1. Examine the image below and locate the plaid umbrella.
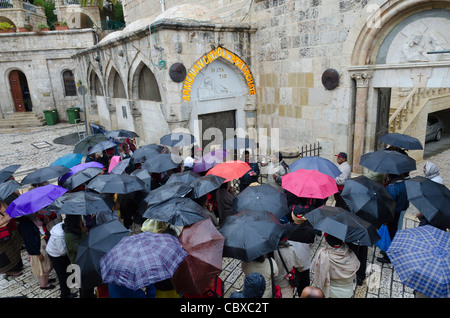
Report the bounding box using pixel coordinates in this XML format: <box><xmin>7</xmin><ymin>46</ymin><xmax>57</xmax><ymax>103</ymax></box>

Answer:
<box><xmin>100</xmin><ymin>231</ymin><xmax>187</xmax><ymax>290</ymax></box>
<box><xmin>387</xmin><ymin>225</ymin><xmax>450</xmax><ymax>298</ymax></box>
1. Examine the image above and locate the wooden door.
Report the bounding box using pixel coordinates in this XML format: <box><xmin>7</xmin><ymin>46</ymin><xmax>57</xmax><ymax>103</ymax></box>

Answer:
<box><xmin>9</xmin><ymin>71</ymin><xmax>25</xmax><ymax>112</ymax></box>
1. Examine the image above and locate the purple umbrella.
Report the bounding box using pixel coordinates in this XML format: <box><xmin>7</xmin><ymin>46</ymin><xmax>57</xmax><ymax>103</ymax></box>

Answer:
<box><xmin>5</xmin><ymin>184</ymin><xmax>68</xmax><ymax>218</ymax></box>
<box><xmin>193</xmin><ymin>149</ymin><xmax>228</xmax><ymax>173</ymax></box>
<box><xmin>58</xmin><ymin>161</ymin><xmax>104</xmax><ymax>184</ymax></box>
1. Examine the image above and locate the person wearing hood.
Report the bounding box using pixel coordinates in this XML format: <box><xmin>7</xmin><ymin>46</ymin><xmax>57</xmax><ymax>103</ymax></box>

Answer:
<box><xmin>423</xmin><ymin>161</ymin><xmax>443</xmax><ymax>184</ymax></box>
<box><xmin>417</xmin><ymin>161</ymin><xmax>445</xmax><ymax>229</ymax></box>
<box><xmin>230</xmin><ymin>272</ymin><xmax>266</xmax><ymax>298</ymax></box>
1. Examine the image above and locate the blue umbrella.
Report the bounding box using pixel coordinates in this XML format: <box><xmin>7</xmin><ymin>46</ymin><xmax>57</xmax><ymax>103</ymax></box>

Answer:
<box><xmin>87</xmin><ymin>140</ymin><xmax>118</xmax><ymax>155</ymax></box>
<box><xmin>5</xmin><ymin>184</ymin><xmax>68</xmax><ymax>218</ymax></box>
<box><xmin>50</xmin><ymin>153</ymin><xmax>83</xmax><ymax>168</ymax></box>
<box><xmin>289</xmin><ymin>156</ymin><xmax>341</xmax><ymax>178</ymax></box>
<box><xmin>160</xmin><ymin>132</ymin><xmax>195</xmax><ymax>147</ymax></box>
<box><xmin>387</xmin><ymin>225</ymin><xmax>450</xmax><ymax>298</ymax></box>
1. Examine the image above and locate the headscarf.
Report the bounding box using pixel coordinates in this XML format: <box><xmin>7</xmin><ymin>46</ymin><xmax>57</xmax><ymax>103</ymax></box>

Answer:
<box><xmin>424</xmin><ymin>161</ymin><xmax>440</xmax><ymax>180</ymax></box>
<box><xmin>311</xmin><ymin>237</ymin><xmax>360</xmax><ymax>298</ymax></box>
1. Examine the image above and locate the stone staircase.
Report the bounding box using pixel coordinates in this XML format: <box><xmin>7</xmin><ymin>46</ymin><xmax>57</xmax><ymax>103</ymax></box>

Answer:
<box><xmin>389</xmin><ymin>87</ymin><xmax>450</xmax><ymax>133</ymax></box>
<box><xmin>0</xmin><ymin>111</ymin><xmax>46</xmax><ymax>129</ymax></box>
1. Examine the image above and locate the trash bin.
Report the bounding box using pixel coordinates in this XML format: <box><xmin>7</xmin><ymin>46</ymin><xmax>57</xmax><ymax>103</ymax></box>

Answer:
<box><xmin>66</xmin><ymin>107</ymin><xmax>80</xmax><ymax>124</ymax></box>
<box><xmin>43</xmin><ymin>109</ymin><xmax>58</xmax><ymax>125</ymax></box>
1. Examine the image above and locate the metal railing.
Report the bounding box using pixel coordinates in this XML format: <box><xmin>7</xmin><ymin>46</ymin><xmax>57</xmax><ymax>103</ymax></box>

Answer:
<box><xmin>0</xmin><ymin>0</ymin><xmax>13</xmax><ymax>9</ymax></box>
<box><xmin>22</xmin><ymin>1</ymin><xmax>38</xmax><ymax>13</ymax></box>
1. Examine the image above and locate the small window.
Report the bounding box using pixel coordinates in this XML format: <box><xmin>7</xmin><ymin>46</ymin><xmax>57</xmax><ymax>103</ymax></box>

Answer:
<box><xmin>63</xmin><ymin>70</ymin><xmax>77</xmax><ymax>96</ymax></box>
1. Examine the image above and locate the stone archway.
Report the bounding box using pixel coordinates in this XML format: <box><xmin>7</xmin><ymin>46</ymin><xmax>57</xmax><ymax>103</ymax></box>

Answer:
<box><xmin>185</xmin><ymin>50</ymin><xmax>254</xmax><ymax>154</ymax></box>
<box><xmin>349</xmin><ymin>0</ymin><xmax>450</xmax><ymax>172</ymax></box>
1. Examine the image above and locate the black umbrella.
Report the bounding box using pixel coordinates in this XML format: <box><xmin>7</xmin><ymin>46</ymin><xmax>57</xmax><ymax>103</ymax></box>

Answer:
<box><xmin>405</xmin><ymin>176</ymin><xmax>450</xmax><ymax>229</ymax></box>
<box><xmin>341</xmin><ymin>175</ymin><xmax>395</xmax><ymax>227</ymax></box>
<box><xmin>130</xmin><ymin>146</ymin><xmax>161</xmax><ymax>164</ymax></box>
<box><xmin>142</xmin><ymin>153</ymin><xmax>182</xmax><ymax>173</ymax></box>
<box><xmin>304</xmin><ymin>206</ymin><xmax>380</xmax><ymax>246</ymax></box>
<box><xmin>0</xmin><ymin>180</ymin><xmax>21</xmax><ymax>202</ymax></box>
<box><xmin>232</xmin><ymin>184</ymin><xmax>289</xmax><ymax>220</ymax></box>
<box><xmin>62</xmin><ymin>167</ymin><xmax>104</xmax><ymax>190</ymax></box>
<box><xmin>130</xmin><ymin>168</ymin><xmax>151</xmax><ymax>193</ymax></box>
<box><xmin>110</xmin><ymin>158</ymin><xmax>131</xmax><ymax>175</ymax></box>
<box><xmin>222</xmin><ymin>137</ymin><xmax>256</xmax><ymax>150</ymax></box>
<box><xmin>21</xmin><ymin>165</ymin><xmax>71</xmax><ymax>185</ymax></box>
<box><xmin>379</xmin><ymin>133</ymin><xmax>423</xmax><ymax>150</ymax></box>
<box><xmin>189</xmin><ymin>175</ymin><xmax>226</xmax><ymax>199</ymax></box>
<box><xmin>87</xmin><ymin>140</ymin><xmax>118</xmax><ymax>155</ymax></box>
<box><xmin>359</xmin><ymin>149</ymin><xmax>416</xmax><ymax>175</ymax></box>
<box><xmin>166</xmin><ymin>171</ymin><xmax>200</xmax><ymax>185</ymax></box>
<box><xmin>160</xmin><ymin>132</ymin><xmax>196</xmax><ymax>147</ymax></box>
<box><xmin>219</xmin><ymin>210</ymin><xmax>286</xmax><ymax>262</ymax></box>
<box><xmin>73</xmin><ymin>134</ymin><xmax>108</xmax><ymax>155</ymax></box>
<box><xmin>87</xmin><ymin>174</ymin><xmax>145</xmax><ymax>194</ymax></box>
<box><xmin>143</xmin><ymin>196</ymin><xmax>208</xmax><ymax>226</ymax></box>
<box><xmin>106</xmin><ymin>129</ymin><xmax>139</xmax><ymax>139</ymax></box>
<box><xmin>0</xmin><ymin>164</ymin><xmax>21</xmax><ymax>183</ymax></box>
<box><xmin>49</xmin><ymin>191</ymin><xmax>115</xmax><ymax>215</ymax></box>
<box><xmin>75</xmin><ymin>219</ymin><xmax>130</xmax><ymax>289</ymax></box>
<box><xmin>144</xmin><ymin>182</ymin><xmax>193</xmax><ymax>206</ymax></box>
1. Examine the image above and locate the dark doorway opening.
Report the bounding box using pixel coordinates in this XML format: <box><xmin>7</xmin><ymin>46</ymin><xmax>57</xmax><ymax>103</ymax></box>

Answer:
<box><xmin>198</xmin><ymin>110</ymin><xmax>236</xmax><ymax>154</ymax></box>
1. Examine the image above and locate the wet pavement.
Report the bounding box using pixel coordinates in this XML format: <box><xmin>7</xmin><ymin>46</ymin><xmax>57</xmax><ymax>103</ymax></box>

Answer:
<box><xmin>0</xmin><ymin>122</ymin><xmax>448</xmax><ymax>298</ymax></box>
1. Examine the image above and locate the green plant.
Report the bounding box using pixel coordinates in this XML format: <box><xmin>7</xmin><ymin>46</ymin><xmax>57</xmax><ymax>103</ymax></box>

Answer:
<box><xmin>0</xmin><ymin>22</ymin><xmax>14</xmax><ymax>31</ymax></box>
<box><xmin>24</xmin><ymin>24</ymin><xmax>33</xmax><ymax>31</ymax></box>
<box><xmin>34</xmin><ymin>0</ymin><xmax>57</xmax><ymax>27</ymax></box>
<box><xmin>60</xmin><ymin>21</ymin><xmax>67</xmax><ymax>26</ymax></box>
<box><xmin>37</xmin><ymin>22</ymin><xmax>49</xmax><ymax>30</ymax></box>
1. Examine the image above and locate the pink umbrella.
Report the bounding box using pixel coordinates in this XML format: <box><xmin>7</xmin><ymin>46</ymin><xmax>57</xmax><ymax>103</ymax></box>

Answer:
<box><xmin>281</xmin><ymin>169</ymin><xmax>338</xmax><ymax>199</ymax></box>
<box><xmin>108</xmin><ymin>156</ymin><xmax>121</xmax><ymax>173</ymax></box>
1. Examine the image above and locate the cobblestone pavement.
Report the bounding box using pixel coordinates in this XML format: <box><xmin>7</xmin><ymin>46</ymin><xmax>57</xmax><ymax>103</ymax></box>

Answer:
<box><xmin>0</xmin><ymin>123</ymin><xmax>448</xmax><ymax>298</ymax></box>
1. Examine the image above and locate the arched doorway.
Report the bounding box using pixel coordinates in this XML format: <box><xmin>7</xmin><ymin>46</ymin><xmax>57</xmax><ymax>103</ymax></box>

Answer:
<box><xmin>188</xmin><ymin>57</ymin><xmax>249</xmax><ymax>154</ymax></box>
<box><xmin>9</xmin><ymin>70</ymin><xmax>32</xmax><ymax>112</ymax></box>
<box><xmin>349</xmin><ymin>1</ymin><xmax>450</xmax><ymax>170</ymax></box>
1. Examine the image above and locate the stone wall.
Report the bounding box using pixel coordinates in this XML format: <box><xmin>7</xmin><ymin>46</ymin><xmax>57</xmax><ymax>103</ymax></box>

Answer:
<box><xmin>114</xmin><ymin>0</ymin><xmax>450</xmax><ymax>164</ymax></box>
<box><xmin>0</xmin><ymin>29</ymin><xmax>96</xmax><ymax>120</ymax></box>
<box><xmin>75</xmin><ymin>18</ymin><xmax>254</xmax><ymax>147</ymax></box>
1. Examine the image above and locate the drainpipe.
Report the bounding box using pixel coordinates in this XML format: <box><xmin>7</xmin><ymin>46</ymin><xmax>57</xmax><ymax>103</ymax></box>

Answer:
<box><xmin>160</xmin><ymin>0</ymin><xmax>165</xmax><ymax>12</ymax></box>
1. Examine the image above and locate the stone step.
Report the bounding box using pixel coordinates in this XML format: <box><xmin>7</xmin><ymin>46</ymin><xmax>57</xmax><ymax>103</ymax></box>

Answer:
<box><xmin>0</xmin><ymin>112</ymin><xmax>47</xmax><ymax>128</ymax></box>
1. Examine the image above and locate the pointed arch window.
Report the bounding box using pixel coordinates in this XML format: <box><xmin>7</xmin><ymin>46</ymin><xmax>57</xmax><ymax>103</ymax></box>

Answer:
<box><xmin>138</xmin><ymin>66</ymin><xmax>161</xmax><ymax>102</ymax></box>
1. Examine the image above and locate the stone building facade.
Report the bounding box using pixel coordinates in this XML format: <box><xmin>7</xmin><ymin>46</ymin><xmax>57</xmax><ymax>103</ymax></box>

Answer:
<box><xmin>0</xmin><ymin>29</ymin><xmax>96</xmax><ymax>121</ymax></box>
<box><xmin>2</xmin><ymin>0</ymin><xmax>449</xmax><ymax>171</ymax></box>
<box><xmin>74</xmin><ymin>0</ymin><xmax>450</xmax><ymax>170</ymax></box>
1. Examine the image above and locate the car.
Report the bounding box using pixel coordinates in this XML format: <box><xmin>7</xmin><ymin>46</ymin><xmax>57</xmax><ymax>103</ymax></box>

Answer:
<box><xmin>425</xmin><ymin>114</ymin><xmax>444</xmax><ymax>142</ymax></box>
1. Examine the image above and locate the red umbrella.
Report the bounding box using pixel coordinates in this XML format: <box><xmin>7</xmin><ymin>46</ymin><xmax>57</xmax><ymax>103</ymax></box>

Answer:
<box><xmin>172</xmin><ymin>218</ymin><xmax>225</xmax><ymax>295</ymax></box>
<box><xmin>206</xmin><ymin>160</ymin><xmax>250</xmax><ymax>183</ymax></box>
<box><xmin>281</xmin><ymin>169</ymin><xmax>338</xmax><ymax>199</ymax></box>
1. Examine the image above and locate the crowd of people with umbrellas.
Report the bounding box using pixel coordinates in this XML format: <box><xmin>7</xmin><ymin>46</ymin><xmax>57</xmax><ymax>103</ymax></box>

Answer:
<box><xmin>0</xmin><ymin>129</ymin><xmax>448</xmax><ymax>299</ymax></box>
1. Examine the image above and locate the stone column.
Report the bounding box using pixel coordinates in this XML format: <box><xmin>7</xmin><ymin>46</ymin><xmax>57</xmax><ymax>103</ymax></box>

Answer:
<box><xmin>351</xmin><ymin>72</ymin><xmax>373</xmax><ymax>174</ymax></box>
<box><xmin>106</xmin><ymin>97</ymin><xmax>118</xmax><ymax>130</ymax></box>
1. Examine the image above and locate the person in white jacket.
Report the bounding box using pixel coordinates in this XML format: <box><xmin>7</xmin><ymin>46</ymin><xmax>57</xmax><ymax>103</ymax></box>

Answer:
<box><xmin>46</xmin><ymin>221</ymin><xmax>77</xmax><ymax>298</ymax></box>
<box><xmin>334</xmin><ymin>152</ymin><xmax>351</xmax><ymax>209</ymax></box>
